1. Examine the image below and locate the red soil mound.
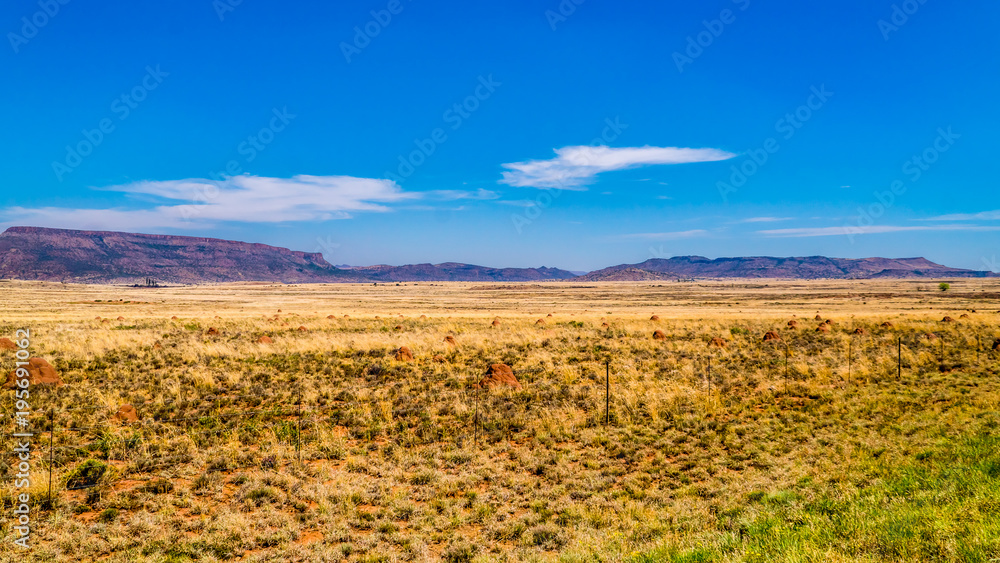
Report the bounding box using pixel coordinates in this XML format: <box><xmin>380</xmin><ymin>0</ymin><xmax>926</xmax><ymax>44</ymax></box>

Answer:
<box><xmin>327</xmin><ymin>315</ymin><xmax>336</xmax><ymax>319</ymax></box>
<box><xmin>601</xmin><ymin>322</ymin><xmax>610</xmax><ymax>328</ymax></box>
<box><xmin>206</xmin><ymin>327</ymin><xmax>219</xmax><ymax>336</ymax></box>
<box><xmin>116</xmin><ymin>316</ymin><xmax>125</xmax><ymax>321</ymax></box>
<box><xmin>432</xmin><ymin>354</ymin><xmax>446</xmax><ymax>363</ymax></box>
<box><xmin>444</xmin><ymin>335</ymin><xmax>457</xmax><ymax>346</ymax></box>
<box><xmin>112</xmin><ymin>404</ymin><xmax>139</xmax><ymax>423</ymax></box>
<box><xmin>709</xmin><ymin>337</ymin><xmax>727</xmax><ymax>348</ymax></box>
<box><xmin>653</xmin><ymin>330</ymin><xmax>667</xmax><ymax>340</ymax></box>
<box><xmin>394</xmin><ymin>325</ymin><xmax>404</xmax><ymax>331</ymax></box>
<box><xmin>816</xmin><ymin>324</ymin><xmax>830</xmax><ymax>333</ymax></box>
<box><xmin>993</xmin><ymin>339</ymin><xmax>1000</xmax><ymax>352</ymax></box>
<box><xmin>394</xmin><ymin>346</ymin><xmax>414</xmax><ymax>361</ymax></box>
<box><xmin>546</xmin><ymin>313</ymin><xmax>553</xmax><ymax>317</ymax></box>
<box><xmin>787</xmin><ymin>320</ymin><xmax>799</xmax><ymax>329</ymax></box>
<box><xmin>479</xmin><ymin>363</ymin><xmax>521</xmax><ymax>390</ymax></box>
<box><xmin>4</xmin><ymin>357</ymin><xmax>62</xmax><ymax>389</ymax></box>
<box><xmin>763</xmin><ymin>331</ymin><xmax>781</xmax><ymax>342</ymax></box>
<box><xmin>650</xmin><ymin>315</ymin><xmax>660</xmax><ymax>321</ymax></box>
<box><xmin>881</xmin><ymin>321</ymin><xmax>894</xmax><ymax>329</ymax></box>
<box><xmin>257</xmin><ymin>336</ymin><xmax>273</xmax><ymax>344</ymax></box>
<box><xmin>0</xmin><ymin>338</ymin><xmax>17</xmax><ymax>351</ymax></box>
<box><xmin>297</xmin><ymin>326</ymin><xmax>308</xmax><ymax>332</ymax></box>
<box><xmin>853</xmin><ymin>328</ymin><xmax>866</xmax><ymax>335</ymax></box>
<box><xmin>535</xmin><ymin>319</ymin><xmax>546</xmax><ymax>325</ymax></box>
<box><xmin>171</xmin><ymin>316</ymin><xmax>179</xmax><ymax>320</ymax></box>
<box><xmin>960</xmin><ymin>313</ymin><xmax>969</xmax><ymax>319</ymax></box>
<box><xmin>491</xmin><ymin>319</ymin><xmax>501</xmax><ymax>327</ymax></box>
<box><xmin>420</xmin><ymin>315</ymin><xmax>428</xmax><ymax>320</ymax></box>
<box><xmin>942</xmin><ymin>316</ymin><xmax>956</xmax><ymax>323</ymax></box>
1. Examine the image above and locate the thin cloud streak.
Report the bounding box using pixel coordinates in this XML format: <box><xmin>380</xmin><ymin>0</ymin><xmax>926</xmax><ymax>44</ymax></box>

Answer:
<box><xmin>500</xmin><ymin>145</ymin><xmax>736</xmax><ymax>190</ymax></box>
<box><xmin>923</xmin><ymin>210</ymin><xmax>1000</xmax><ymax>221</ymax></box>
<box><xmin>759</xmin><ymin>224</ymin><xmax>1000</xmax><ymax>238</ymax></box>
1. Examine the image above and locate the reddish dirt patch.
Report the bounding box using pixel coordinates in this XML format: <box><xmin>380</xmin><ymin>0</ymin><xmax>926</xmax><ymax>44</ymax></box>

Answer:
<box><xmin>444</xmin><ymin>335</ymin><xmax>457</xmax><ymax>346</ymax></box>
<box><xmin>394</xmin><ymin>325</ymin><xmax>403</xmax><ymax>331</ymax></box>
<box><xmin>4</xmin><ymin>357</ymin><xmax>62</xmax><ymax>389</ymax></box>
<box><xmin>0</xmin><ymin>338</ymin><xmax>17</xmax><ymax>351</ymax></box>
<box><xmin>116</xmin><ymin>316</ymin><xmax>125</xmax><ymax>321</ymax></box>
<box><xmin>787</xmin><ymin>320</ymin><xmax>798</xmax><ymax>329</ymax></box>
<box><xmin>297</xmin><ymin>326</ymin><xmax>308</xmax><ymax>332</ymax></box>
<box><xmin>113</xmin><ymin>404</ymin><xmax>139</xmax><ymax>423</ymax></box>
<box><xmin>960</xmin><ymin>313</ymin><xmax>970</xmax><ymax>319</ymax></box>
<box><xmin>925</xmin><ymin>332</ymin><xmax>939</xmax><ymax>340</ymax></box>
<box><xmin>394</xmin><ymin>346</ymin><xmax>414</xmax><ymax>361</ymax></box>
<box><xmin>257</xmin><ymin>336</ymin><xmax>273</xmax><ymax>344</ymax></box>
<box><xmin>653</xmin><ymin>330</ymin><xmax>667</xmax><ymax>340</ymax></box>
<box><xmin>601</xmin><ymin>322</ymin><xmax>610</xmax><ymax>328</ymax></box>
<box><xmin>479</xmin><ymin>364</ymin><xmax>521</xmax><ymax>390</ymax></box>
<box><xmin>327</xmin><ymin>315</ymin><xmax>336</xmax><ymax>319</ymax></box>
<box><xmin>942</xmin><ymin>316</ymin><xmax>956</xmax><ymax>323</ymax></box>
<box><xmin>650</xmin><ymin>315</ymin><xmax>660</xmax><ymax>321</ymax></box>
<box><xmin>709</xmin><ymin>337</ymin><xmax>727</xmax><ymax>348</ymax></box>
<box><xmin>420</xmin><ymin>315</ymin><xmax>428</xmax><ymax>320</ymax></box>
<box><xmin>535</xmin><ymin>319</ymin><xmax>546</xmax><ymax>325</ymax></box>
<box><xmin>763</xmin><ymin>331</ymin><xmax>782</xmax><ymax>342</ymax></box>
<box><xmin>153</xmin><ymin>342</ymin><xmax>162</xmax><ymax>350</ymax></box>
<box><xmin>853</xmin><ymin>328</ymin><xmax>866</xmax><ymax>335</ymax></box>
<box><xmin>170</xmin><ymin>316</ymin><xmax>179</xmax><ymax>320</ymax></box>
<box><xmin>206</xmin><ymin>327</ymin><xmax>219</xmax><ymax>336</ymax></box>
<box><xmin>432</xmin><ymin>354</ymin><xmax>446</xmax><ymax>363</ymax></box>
<box><xmin>814</xmin><ymin>315</ymin><xmax>823</xmax><ymax>321</ymax></box>
<box><xmin>546</xmin><ymin>313</ymin><xmax>553</xmax><ymax>317</ymax></box>
<box><xmin>491</xmin><ymin>319</ymin><xmax>501</xmax><ymax>327</ymax></box>
<box><xmin>881</xmin><ymin>321</ymin><xmax>894</xmax><ymax>329</ymax></box>
<box><xmin>816</xmin><ymin>324</ymin><xmax>830</xmax><ymax>333</ymax></box>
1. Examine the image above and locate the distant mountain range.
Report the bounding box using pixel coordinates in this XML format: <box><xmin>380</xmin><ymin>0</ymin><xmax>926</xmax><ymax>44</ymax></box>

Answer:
<box><xmin>0</xmin><ymin>227</ymin><xmax>993</xmax><ymax>284</ymax></box>
<box><xmin>577</xmin><ymin>256</ymin><xmax>995</xmax><ymax>281</ymax></box>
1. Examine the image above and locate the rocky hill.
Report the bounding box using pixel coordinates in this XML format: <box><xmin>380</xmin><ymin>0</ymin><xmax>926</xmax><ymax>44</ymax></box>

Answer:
<box><xmin>0</xmin><ymin>227</ymin><xmax>358</xmax><ymax>284</ymax></box>
<box><xmin>351</xmin><ymin>263</ymin><xmax>577</xmax><ymax>282</ymax></box>
<box><xmin>578</xmin><ymin>256</ymin><xmax>994</xmax><ymax>281</ymax></box>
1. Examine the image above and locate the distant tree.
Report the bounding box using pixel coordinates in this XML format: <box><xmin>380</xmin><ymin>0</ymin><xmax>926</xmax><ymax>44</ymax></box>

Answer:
<box><xmin>939</xmin><ymin>282</ymin><xmax>950</xmax><ymax>292</ymax></box>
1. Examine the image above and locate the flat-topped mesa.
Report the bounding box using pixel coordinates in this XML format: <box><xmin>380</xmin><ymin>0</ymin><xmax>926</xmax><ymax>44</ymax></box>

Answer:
<box><xmin>0</xmin><ymin>226</ymin><xmax>348</xmax><ymax>284</ymax></box>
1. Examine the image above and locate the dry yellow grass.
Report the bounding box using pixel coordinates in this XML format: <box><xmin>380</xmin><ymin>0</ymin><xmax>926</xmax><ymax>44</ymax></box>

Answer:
<box><xmin>0</xmin><ymin>278</ymin><xmax>997</xmax><ymax>562</ymax></box>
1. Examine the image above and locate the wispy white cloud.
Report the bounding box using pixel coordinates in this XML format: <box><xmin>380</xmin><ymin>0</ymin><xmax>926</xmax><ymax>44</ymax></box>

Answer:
<box><xmin>923</xmin><ymin>209</ymin><xmax>1000</xmax><ymax>221</ymax></box>
<box><xmin>759</xmin><ymin>224</ymin><xmax>1000</xmax><ymax>238</ymax></box>
<box><xmin>500</xmin><ymin>145</ymin><xmax>735</xmax><ymax>190</ymax></box>
<box><xmin>2</xmin><ymin>175</ymin><xmax>488</xmax><ymax>231</ymax></box>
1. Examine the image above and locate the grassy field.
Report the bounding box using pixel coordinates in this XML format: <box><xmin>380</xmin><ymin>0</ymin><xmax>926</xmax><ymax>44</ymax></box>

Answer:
<box><xmin>1</xmin><ymin>278</ymin><xmax>999</xmax><ymax>562</ymax></box>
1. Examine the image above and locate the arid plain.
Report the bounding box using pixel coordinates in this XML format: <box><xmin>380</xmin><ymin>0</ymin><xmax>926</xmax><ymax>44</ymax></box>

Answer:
<box><xmin>1</xmin><ymin>278</ymin><xmax>999</xmax><ymax>562</ymax></box>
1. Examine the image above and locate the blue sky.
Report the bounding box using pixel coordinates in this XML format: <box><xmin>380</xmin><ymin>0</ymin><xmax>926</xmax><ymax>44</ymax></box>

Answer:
<box><xmin>2</xmin><ymin>0</ymin><xmax>998</xmax><ymax>272</ymax></box>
